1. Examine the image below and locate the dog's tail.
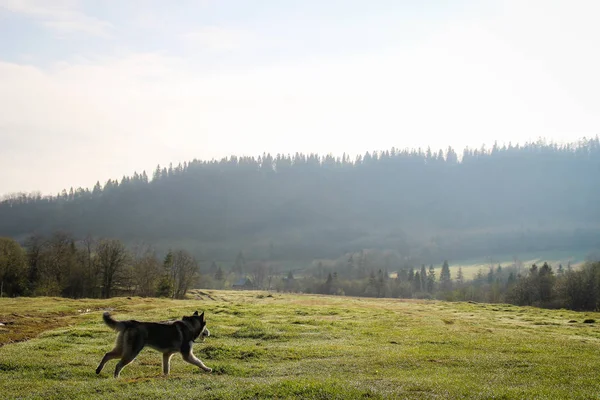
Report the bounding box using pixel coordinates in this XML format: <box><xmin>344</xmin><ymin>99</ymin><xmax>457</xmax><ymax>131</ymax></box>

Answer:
<box><xmin>102</xmin><ymin>312</ymin><xmax>125</xmax><ymax>331</ymax></box>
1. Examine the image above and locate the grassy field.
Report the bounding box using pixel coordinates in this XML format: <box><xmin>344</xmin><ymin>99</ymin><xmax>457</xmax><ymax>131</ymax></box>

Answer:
<box><xmin>2</xmin><ymin>291</ymin><xmax>600</xmax><ymax>399</ymax></box>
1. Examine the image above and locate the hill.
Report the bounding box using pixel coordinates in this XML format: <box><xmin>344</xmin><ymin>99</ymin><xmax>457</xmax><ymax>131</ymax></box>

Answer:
<box><xmin>1</xmin><ymin>138</ymin><xmax>600</xmax><ymax>264</ymax></box>
<box><xmin>2</xmin><ymin>291</ymin><xmax>600</xmax><ymax>399</ymax></box>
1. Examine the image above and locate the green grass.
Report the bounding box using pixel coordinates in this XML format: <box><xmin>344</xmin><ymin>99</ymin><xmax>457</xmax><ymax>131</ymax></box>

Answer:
<box><xmin>2</xmin><ymin>291</ymin><xmax>600</xmax><ymax>399</ymax></box>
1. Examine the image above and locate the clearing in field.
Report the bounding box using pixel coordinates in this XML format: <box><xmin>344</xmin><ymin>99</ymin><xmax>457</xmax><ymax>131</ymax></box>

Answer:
<box><xmin>434</xmin><ymin>249</ymin><xmax>588</xmax><ymax>280</ymax></box>
<box><xmin>1</xmin><ymin>291</ymin><xmax>600</xmax><ymax>399</ymax></box>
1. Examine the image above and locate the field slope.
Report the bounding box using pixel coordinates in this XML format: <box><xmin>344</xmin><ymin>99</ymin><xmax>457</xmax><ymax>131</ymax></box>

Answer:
<box><xmin>1</xmin><ymin>291</ymin><xmax>600</xmax><ymax>399</ymax></box>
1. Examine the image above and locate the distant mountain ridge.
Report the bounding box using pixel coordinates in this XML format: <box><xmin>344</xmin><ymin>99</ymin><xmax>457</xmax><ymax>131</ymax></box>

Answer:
<box><xmin>1</xmin><ymin>138</ymin><xmax>599</xmax><ymax>263</ymax></box>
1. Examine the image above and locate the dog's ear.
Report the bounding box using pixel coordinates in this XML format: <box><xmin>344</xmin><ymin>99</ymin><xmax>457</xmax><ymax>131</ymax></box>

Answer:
<box><xmin>200</xmin><ymin>311</ymin><xmax>205</xmax><ymax>321</ymax></box>
<box><xmin>193</xmin><ymin>310</ymin><xmax>199</xmax><ymax>316</ymax></box>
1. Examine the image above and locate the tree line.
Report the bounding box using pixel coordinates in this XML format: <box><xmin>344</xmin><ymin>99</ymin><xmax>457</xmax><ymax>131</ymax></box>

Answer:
<box><xmin>0</xmin><ymin>234</ymin><xmax>199</xmax><ymax>299</ymax></box>
<box><xmin>3</xmin><ymin>232</ymin><xmax>600</xmax><ymax>311</ymax></box>
<box><xmin>1</xmin><ymin>137</ymin><xmax>599</xmax><ymax>264</ymax></box>
<box><xmin>255</xmin><ymin>253</ymin><xmax>600</xmax><ymax>312</ymax></box>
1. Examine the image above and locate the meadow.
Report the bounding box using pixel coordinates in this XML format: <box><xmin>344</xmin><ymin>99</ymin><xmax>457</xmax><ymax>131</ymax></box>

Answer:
<box><xmin>1</xmin><ymin>290</ymin><xmax>600</xmax><ymax>399</ymax></box>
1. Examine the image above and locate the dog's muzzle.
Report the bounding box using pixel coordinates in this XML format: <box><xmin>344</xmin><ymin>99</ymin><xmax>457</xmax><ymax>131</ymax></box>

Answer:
<box><xmin>201</xmin><ymin>328</ymin><xmax>210</xmax><ymax>341</ymax></box>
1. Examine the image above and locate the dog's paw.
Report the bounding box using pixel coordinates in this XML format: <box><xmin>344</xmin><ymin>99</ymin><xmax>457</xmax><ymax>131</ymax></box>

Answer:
<box><xmin>205</xmin><ymin>368</ymin><xmax>212</xmax><ymax>373</ymax></box>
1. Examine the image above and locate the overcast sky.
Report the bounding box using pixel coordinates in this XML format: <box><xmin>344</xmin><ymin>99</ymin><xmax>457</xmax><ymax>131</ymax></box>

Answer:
<box><xmin>1</xmin><ymin>0</ymin><xmax>599</xmax><ymax>195</ymax></box>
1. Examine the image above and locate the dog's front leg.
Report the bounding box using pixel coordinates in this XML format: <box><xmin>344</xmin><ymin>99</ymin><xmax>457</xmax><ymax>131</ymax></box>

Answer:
<box><xmin>162</xmin><ymin>353</ymin><xmax>174</xmax><ymax>375</ymax></box>
<box><xmin>181</xmin><ymin>351</ymin><xmax>212</xmax><ymax>373</ymax></box>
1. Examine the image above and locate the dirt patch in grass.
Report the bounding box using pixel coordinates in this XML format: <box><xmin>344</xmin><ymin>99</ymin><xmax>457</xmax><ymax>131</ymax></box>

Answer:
<box><xmin>0</xmin><ymin>311</ymin><xmax>83</xmax><ymax>346</ymax></box>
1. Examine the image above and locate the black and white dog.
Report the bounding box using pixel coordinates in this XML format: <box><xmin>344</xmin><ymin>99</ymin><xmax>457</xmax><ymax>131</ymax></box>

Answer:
<box><xmin>96</xmin><ymin>311</ymin><xmax>211</xmax><ymax>378</ymax></box>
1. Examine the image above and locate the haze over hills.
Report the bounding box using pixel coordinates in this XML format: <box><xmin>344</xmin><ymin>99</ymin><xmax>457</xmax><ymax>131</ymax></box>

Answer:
<box><xmin>1</xmin><ymin>138</ymin><xmax>599</xmax><ymax>265</ymax></box>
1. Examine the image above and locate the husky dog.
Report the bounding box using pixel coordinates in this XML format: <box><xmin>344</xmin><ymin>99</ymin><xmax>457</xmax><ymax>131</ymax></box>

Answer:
<box><xmin>96</xmin><ymin>311</ymin><xmax>211</xmax><ymax>378</ymax></box>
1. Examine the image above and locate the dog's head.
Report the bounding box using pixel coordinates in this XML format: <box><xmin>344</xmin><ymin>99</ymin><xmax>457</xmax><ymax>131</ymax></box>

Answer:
<box><xmin>183</xmin><ymin>310</ymin><xmax>210</xmax><ymax>342</ymax></box>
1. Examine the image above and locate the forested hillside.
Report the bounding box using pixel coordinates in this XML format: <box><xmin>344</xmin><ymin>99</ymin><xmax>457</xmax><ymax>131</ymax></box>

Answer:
<box><xmin>1</xmin><ymin>138</ymin><xmax>600</xmax><ymax>263</ymax></box>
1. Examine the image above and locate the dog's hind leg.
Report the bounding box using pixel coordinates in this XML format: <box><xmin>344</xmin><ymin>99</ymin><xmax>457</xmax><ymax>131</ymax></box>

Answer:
<box><xmin>162</xmin><ymin>353</ymin><xmax>174</xmax><ymax>375</ymax></box>
<box><xmin>114</xmin><ymin>355</ymin><xmax>136</xmax><ymax>378</ymax></box>
<box><xmin>96</xmin><ymin>349</ymin><xmax>122</xmax><ymax>374</ymax></box>
<box><xmin>181</xmin><ymin>348</ymin><xmax>212</xmax><ymax>373</ymax></box>
<box><xmin>96</xmin><ymin>333</ymin><xmax>123</xmax><ymax>375</ymax></box>
<box><xmin>114</xmin><ymin>332</ymin><xmax>144</xmax><ymax>378</ymax></box>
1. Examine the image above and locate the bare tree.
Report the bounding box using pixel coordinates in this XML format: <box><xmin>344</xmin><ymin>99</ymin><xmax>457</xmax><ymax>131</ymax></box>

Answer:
<box><xmin>0</xmin><ymin>237</ymin><xmax>28</xmax><ymax>297</ymax></box>
<box><xmin>97</xmin><ymin>239</ymin><xmax>129</xmax><ymax>298</ymax></box>
<box><xmin>267</xmin><ymin>262</ymin><xmax>280</xmax><ymax>291</ymax></box>
<box><xmin>131</xmin><ymin>243</ymin><xmax>161</xmax><ymax>297</ymax></box>
<box><xmin>39</xmin><ymin>231</ymin><xmax>77</xmax><ymax>296</ymax></box>
<box><xmin>249</xmin><ymin>261</ymin><xmax>268</xmax><ymax>289</ymax></box>
<box><xmin>165</xmin><ymin>250</ymin><xmax>199</xmax><ymax>299</ymax></box>
<box><xmin>24</xmin><ymin>233</ymin><xmax>45</xmax><ymax>292</ymax></box>
<box><xmin>80</xmin><ymin>235</ymin><xmax>101</xmax><ymax>298</ymax></box>
<box><xmin>24</xmin><ymin>232</ymin><xmax>95</xmax><ymax>298</ymax></box>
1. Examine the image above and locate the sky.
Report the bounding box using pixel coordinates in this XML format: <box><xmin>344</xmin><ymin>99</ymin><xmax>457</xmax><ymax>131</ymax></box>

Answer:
<box><xmin>1</xmin><ymin>0</ymin><xmax>599</xmax><ymax>195</ymax></box>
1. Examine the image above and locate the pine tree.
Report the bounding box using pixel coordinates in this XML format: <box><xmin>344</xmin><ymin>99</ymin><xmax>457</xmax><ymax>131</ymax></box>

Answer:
<box><xmin>316</xmin><ymin>261</ymin><xmax>324</xmax><ymax>279</ymax></box>
<box><xmin>474</xmin><ymin>269</ymin><xmax>484</xmax><ymax>286</ymax></box>
<box><xmin>156</xmin><ymin>274</ymin><xmax>173</xmax><ymax>297</ymax></box>
<box><xmin>357</xmin><ymin>251</ymin><xmax>366</xmax><ymax>279</ymax></box>
<box><xmin>427</xmin><ymin>265</ymin><xmax>436</xmax><ymax>293</ymax></box>
<box><xmin>507</xmin><ymin>272</ymin><xmax>516</xmax><ymax>287</ymax></box>
<box><xmin>367</xmin><ymin>270</ymin><xmax>377</xmax><ymax>297</ymax></box>
<box><xmin>215</xmin><ymin>266</ymin><xmax>224</xmax><ymax>281</ymax></box>
<box><xmin>446</xmin><ymin>146</ymin><xmax>458</xmax><ymax>164</ymax></box>
<box><xmin>324</xmin><ymin>273</ymin><xmax>333</xmax><ymax>294</ymax></box>
<box><xmin>487</xmin><ymin>266</ymin><xmax>495</xmax><ymax>284</ymax></box>
<box><xmin>413</xmin><ymin>271</ymin><xmax>421</xmax><ymax>292</ymax></box>
<box><xmin>539</xmin><ymin>262</ymin><xmax>554</xmax><ymax>303</ymax></box>
<box><xmin>156</xmin><ymin>250</ymin><xmax>174</xmax><ymax>297</ymax></box>
<box><xmin>152</xmin><ymin>165</ymin><xmax>161</xmax><ymax>181</ymax></box>
<box><xmin>347</xmin><ymin>254</ymin><xmax>355</xmax><ymax>277</ymax></box>
<box><xmin>456</xmin><ymin>267</ymin><xmax>464</xmax><ymax>285</ymax></box>
<box><xmin>233</xmin><ymin>251</ymin><xmax>245</xmax><ymax>275</ymax></box>
<box><xmin>440</xmin><ymin>260</ymin><xmax>452</xmax><ymax>291</ymax></box>
<box><xmin>92</xmin><ymin>181</ymin><xmax>102</xmax><ymax>196</ymax></box>
<box><xmin>209</xmin><ymin>261</ymin><xmax>218</xmax><ymax>275</ymax></box>
<box><xmin>377</xmin><ymin>269</ymin><xmax>385</xmax><ymax>297</ymax></box>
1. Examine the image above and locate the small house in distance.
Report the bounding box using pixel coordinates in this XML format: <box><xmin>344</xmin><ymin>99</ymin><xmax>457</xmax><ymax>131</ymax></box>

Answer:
<box><xmin>232</xmin><ymin>277</ymin><xmax>254</xmax><ymax>290</ymax></box>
